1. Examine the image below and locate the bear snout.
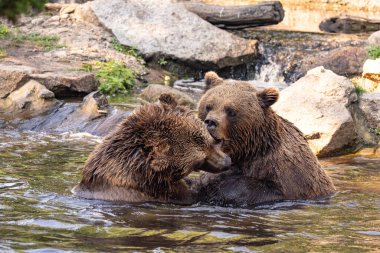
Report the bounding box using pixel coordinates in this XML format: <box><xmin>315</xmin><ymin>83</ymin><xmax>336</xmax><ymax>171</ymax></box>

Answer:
<box><xmin>205</xmin><ymin>117</ymin><xmax>218</xmax><ymax>130</ymax></box>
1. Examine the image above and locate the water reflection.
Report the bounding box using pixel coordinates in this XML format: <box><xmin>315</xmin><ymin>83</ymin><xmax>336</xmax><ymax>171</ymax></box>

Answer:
<box><xmin>0</xmin><ymin>130</ymin><xmax>379</xmax><ymax>252</ymax></box>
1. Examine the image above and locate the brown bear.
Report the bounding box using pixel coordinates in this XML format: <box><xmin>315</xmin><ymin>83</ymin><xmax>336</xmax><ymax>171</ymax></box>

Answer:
<box><xmin>196</xmin><ymin>72</ymin><xmax>336</xmax><ymax>206</ymax></box>
<box><xmin>72</xmin><ymin>94</ymin><xmax>231</xmax><ymax>204</ymax></box>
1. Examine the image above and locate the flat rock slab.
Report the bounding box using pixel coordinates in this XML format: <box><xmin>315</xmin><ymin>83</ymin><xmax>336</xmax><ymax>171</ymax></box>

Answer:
<box><xmin>273</xmin><ymin>66</ymin><xmax>359</xmax><ymax>157</ymax></box>
<box><xmin>90</xmin><ymin>0</ymin><xmax>257</xmax><ymax>69</ymax></box>
<box><xmin>0</xmin><ymin>62</ymin><xmax>98</xmax><ymax>98</ymax></box>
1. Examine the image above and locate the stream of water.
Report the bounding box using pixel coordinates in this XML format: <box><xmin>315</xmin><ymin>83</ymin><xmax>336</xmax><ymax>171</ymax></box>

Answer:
<box><xmin>0</xmin><ymin>130</ymin><xmax>379</xmax><ymax>252</ymax></box>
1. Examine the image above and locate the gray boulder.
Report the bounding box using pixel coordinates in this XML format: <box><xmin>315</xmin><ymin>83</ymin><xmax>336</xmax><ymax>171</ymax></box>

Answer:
<box><xmin>90</xmin><ymin>0</ymin><xmax>257</xmax><ymax>69</ymax></box>
<box><xmin>273</xmin><ymin>66</ymin><xmax>359</xmax><ymax>157</ymax></box>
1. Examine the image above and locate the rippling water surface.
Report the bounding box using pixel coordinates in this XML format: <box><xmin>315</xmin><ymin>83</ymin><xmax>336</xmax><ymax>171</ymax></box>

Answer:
<box><xmin>0</xmin><ymin>130</ymin><xmax>379</xmax><ymax>252</ymax></box>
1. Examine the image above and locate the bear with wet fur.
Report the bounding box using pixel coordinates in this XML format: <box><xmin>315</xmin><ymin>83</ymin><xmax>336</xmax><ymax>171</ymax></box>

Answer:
<box><xmin>73</xmin><ymin>94</ymin><xmax>231</xmax><ymax>204</ymax></box>
<box><xmin>196</xmin><ymin>72</ymin><xmax>336</xmax><ymax>206</ymax></box>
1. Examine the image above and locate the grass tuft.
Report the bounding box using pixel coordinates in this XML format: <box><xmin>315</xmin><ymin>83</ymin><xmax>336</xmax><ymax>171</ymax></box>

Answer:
<box><xmin>111</xmin><ymin>38</ymin><xmax>144</xmax><ymax>63</ymax></box>
<box><xmin>13</xmin><ymin>32</ymin><xmax>64</xmax><ymax>50</ymax></box>
<box><xmin>354</xmin><ymin>85</ymin><xmax>365</xmax><ymax>95</ymax></box>
<box><xmin>0</xmin><ymin>24</ymin><xmax>10</xmax><ymax>39</ymax></box>
<box><xmin>368</xmin><ymin>46</ymin><xmax>380</xmax><ymax>60</ymax></box>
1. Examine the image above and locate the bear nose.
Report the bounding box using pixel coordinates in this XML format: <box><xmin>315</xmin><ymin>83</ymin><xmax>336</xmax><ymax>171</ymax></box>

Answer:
<box><xmin>205</xmin><ymin>118</ymin><xmax>218</xmax><ymax>129</ymax></box>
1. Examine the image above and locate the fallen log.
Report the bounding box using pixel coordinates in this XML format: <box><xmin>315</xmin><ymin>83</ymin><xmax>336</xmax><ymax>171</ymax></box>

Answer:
<box><xmin>319</xmin><ymin>15</ymin><xmax>380</xmax><ymax>34</ymax></box>
<box><xmin>182</xmin><ymin>1</ymin><xmax>284</xmax><ymax>29</ymax></box>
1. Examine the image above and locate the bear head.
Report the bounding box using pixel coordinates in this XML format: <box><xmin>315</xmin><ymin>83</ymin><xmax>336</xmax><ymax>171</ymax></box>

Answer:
<box><xmin>198</xmin><ymin>71</ymin><xmax>280</xmax><ymax>162</ymax></box>
<box><xmin>144</xmin><ymin>93</ymin><xmax>231</xmax><ymax>179</ymax></box>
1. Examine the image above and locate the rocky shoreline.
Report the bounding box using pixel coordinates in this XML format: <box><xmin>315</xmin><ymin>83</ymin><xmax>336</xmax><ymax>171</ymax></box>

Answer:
<box><xmin>0</xmin><ymin>1</ymin><xmax>379</xmax><ymax>158</ymax></box>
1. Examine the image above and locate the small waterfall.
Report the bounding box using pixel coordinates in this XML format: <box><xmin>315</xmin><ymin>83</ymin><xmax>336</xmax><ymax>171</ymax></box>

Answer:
<box><xmin>246</xmin><ymin>43</ymin><xmax>291</xmax><ymax>90</ymax></box>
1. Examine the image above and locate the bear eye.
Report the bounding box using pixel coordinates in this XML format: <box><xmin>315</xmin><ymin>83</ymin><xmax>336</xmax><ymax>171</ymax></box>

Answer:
<box><xmin>205</xmin><ymin>104</ymin><xmax>212</xmax><ymax>113</ymax></box>
<box><xmin>225</xmin><ymin>107</ymin><xmax>236</xmax><ymax>118</ymax></box>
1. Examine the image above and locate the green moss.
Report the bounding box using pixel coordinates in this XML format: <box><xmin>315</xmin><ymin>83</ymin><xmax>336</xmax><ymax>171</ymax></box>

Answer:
<box><xmin>0</xmin><ymin>24</ymin><xmax>10</xmax><ymax>39</ymax></box>
<box><xmin>368</xmin><ymin>46</ymin><xmax>380</xmax><ymax>60</ymax></box>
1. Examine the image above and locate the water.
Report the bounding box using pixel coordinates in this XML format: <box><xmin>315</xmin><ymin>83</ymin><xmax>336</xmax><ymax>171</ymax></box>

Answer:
<box><xmin>0</xmin><ymin>130</ymin><xmax>379</xmax><ymax>252</ymax></box>
<box><xmin>233</xmin><ymin>29</ymin><xmax>369</xmax><ymax>84</ymax></box>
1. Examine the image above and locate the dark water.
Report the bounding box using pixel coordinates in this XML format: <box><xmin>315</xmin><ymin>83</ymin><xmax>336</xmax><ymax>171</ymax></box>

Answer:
<box><xmin>0</xmin><ymin>130</ymin><xmax>379</xmax><ymax>252</ymax></box>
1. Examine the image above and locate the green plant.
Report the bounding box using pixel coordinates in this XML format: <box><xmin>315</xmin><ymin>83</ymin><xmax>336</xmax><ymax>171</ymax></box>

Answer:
<box><xmin>111</xmin><ymin>38</ymin><xmax>144</xmax><ymax>63</ymax></box>
<box><xmin>0</xmin><ymin>0</ymin><xmax>47</xmax><ymax>21</ymax></box>
<box><xmin>354</xmin><ymin>85</ymin><xmax>365</xmax><ymax>95</ymax></box>
<box><xmin>15</xmin><ymin>32</ymin><xmax>63</xmax><ymax>50</ymax></box>
<box><xmin>0</xmin><ymin>24</ymin><xmax>9</xmax><ymax>39</ymax></box>
<box><xmin>368</xmin><ymin>46</ymin><xmax>380</xmax><ymax>60</ymax></box>
<box><xmin>158</xmin><ymin>57</ymin><xmax>168</xmax><ymax>66</ymax></box>
<box><xmin>94</xmin><ymin>61</ymin><xmax>136</xmax><ymax>95</ymax></box>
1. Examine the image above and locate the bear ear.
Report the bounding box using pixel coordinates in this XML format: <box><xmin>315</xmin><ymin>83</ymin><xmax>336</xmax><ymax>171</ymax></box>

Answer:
<box><xmin>257</xmin><ymin>87</ymin><xmax>279</xmax><ymax>107</ymax></box>
<box><xmin>159</xmin><ymin>93</ymin><xmax>178</xmax><ymax>108</ymax></box>
<box><xmin>150</xmin><ymin>142</ymin><xmax>171</xmax><ymax>172</ymax></box>
<box><xmin>204</xmin><ymin>71</ymin><xmax>223</xmax><ymax>91</ymax></box>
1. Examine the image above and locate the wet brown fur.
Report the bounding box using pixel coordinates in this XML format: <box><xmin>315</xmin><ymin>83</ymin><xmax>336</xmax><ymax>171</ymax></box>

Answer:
<box><xmin>196</xmin><ymin>72</ymin><xmax>336</xmax><ymax>206</ymax></box>
<box><xmin>73</xmin><ymin>94</ymin><xmax>230</xmax><ymax>204</ymax></box>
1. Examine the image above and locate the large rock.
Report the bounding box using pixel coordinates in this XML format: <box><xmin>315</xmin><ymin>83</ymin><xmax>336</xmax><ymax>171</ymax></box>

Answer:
<box><xmin>90</xmin><ymin>0</ymin><xmax>257</xmax><ymax>69</ymax></box>
<box><xmin>0</xmin><ymin>80</ymin><xmax>60</xmax><ymax>119</ymax></box>
<box><xmin>273</xmin><ymin>66</ymin><xmax>359</xmax><ymax>157</ymax></box>
<box><xmin>140</xmin><ymin>84</ymin><xmax>196</xmax><ymax>109</ymax></box>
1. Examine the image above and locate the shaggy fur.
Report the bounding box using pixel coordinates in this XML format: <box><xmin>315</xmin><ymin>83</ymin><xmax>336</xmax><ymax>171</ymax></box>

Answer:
<box><xmin>73</xmin><ymin>94</ymin><xmax>231</xmax><ymax>204</ymax></box>
<box><xmin>196</xmin><ymin>72</ymin><xmax>336</xmax><ymax>206</ymax></box>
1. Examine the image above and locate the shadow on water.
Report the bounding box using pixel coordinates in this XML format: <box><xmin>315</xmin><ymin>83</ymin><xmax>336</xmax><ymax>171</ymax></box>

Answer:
<box><xmin>0</xmin><ymin>130</ymin><xmax>379</xmax><ymax>252</ymax></box>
